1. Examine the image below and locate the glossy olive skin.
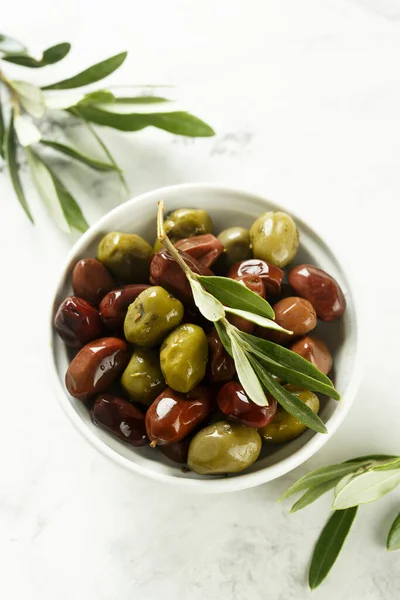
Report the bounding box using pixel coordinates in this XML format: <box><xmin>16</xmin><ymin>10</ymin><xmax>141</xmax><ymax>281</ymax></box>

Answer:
<box><xmin>217</xmin><ymin>382</ymin><xmax>277</xmax><ymax>428</ymax></box>
<box><xmin>288</xmin><ymin>264</ymin><xmax>346</xmax><ymax>322</ymax></box>
<box><xmin>291</xmin><ymin>335</ymin><xmax>333</xmax><ymax>375</ymax></box>
<box><xmin>66</xmin><ymin>337</ymin><xmax>129</xmax><ymax>400</ymax></box>
<box><xmin>121</xmin><ymin>348</ymin><xmax>165</xmax><ymax>406</ymax></box>
<box><xmin>124</xmin><ymin>286</ymin><xmax>184</xmax><ymax>347</ymax></box>
<box><xmin>54</xmin><ymin>296</ymin><xmax>103</xmax><ymax>347</ymax></box>
<box><xmin>160</xmin><ymin>437</ymin><xmax>191</xmax><ymax>464</ymax></box>
<box><xmin>250</xmin><ymin>211</ymin><xmax>299</xmax><ymax>268</ymax></box>
<box><xmin>164</xmin><ymin>208</ymin><xmax>213</xmax><ymax>241</ymax></box>
<box><xmin>207</xmin><ymin>327</ymin><xmax>235</xmax><ymax>384</ymax></box>
<box><xmin>72</xmin><ymin>258</ymin><xmax>116</xmax><ymax>306</ymax></box>
<box><xmin>217</xmin><ymin>227</ymin><xmax>252</xmax><ymax>268</ymax></box>
<box><xmin>160</xmin><ymin>324</ymin><xmax>208</xmax><ymax>393</ymax></box>
<box><xmin>145</xmin><ymin>386</ymin><xmax>213</xmax><ymax>445</ymax></box>
<box><xmin>91</xmin><ymin>394</ymin><xmax>147</xmax><ymax>446</ymax></box>
<box><xmin>150</xmin><ymin>248</ymin><xmax>213</xmax><ymax>303</ymax></box>
<box><xmin>97</xmin><ymin>232</ymin><xmax>154</xmax><ymax>283</ymax></box>
<box><xmin>174</xmin><ymin>234</ymin><xmax>223</xmax><ymax>268</ymax></box>
<box><xmin>227</xmin><ymin>259</ymin><xmax>284</xmax><ymax>295</ymax></box>
<box><xmin>262</xmin><ymin>296</ymin><xmax>317</xmax><ymax>344</ymax></box>
<box><xmin>228</xmin><ymin>275</ymin><xmax>265</xmax><ymax>334</ymax></box>
<box><xmin>99</xmin><ymin>284</ymin><xmax>150</xmax><ymax>333</ymax></box>
<box><xmin>259</xmin><ymin>385</ymin><xmax>320</xmax><ymax>444</ymax></box>
<box><xmin>187</xmin><ymin>421</ymin><xmax>262</xmax><ymax>475</ymax></box>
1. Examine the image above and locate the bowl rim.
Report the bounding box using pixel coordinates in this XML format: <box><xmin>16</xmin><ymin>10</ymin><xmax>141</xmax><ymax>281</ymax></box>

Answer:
<box><xmin>48</xmin><ymin>182</ymin><xmax>363</xmax><ymax>493</ymax></box>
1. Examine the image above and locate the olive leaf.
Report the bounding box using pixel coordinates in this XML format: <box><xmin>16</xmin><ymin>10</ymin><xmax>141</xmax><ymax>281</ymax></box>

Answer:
<box><xmin>14</xmin><ymin>114</ymin><xmax>42</xmax><ymax>147</ymax></box>
<box><xmin>0</xmin><ymin>33</ymin><xmax>26</xmax><ymax>55</ymax></box>
<box><xmin>40</xmin><ymin>140</ymin><xmax>119</xmax><ymax>172</ymax></box>
<box><xmin>387</xmin><ymin>512</ymin><xmax>400</xmax><ymax>551</ymax></box>
<box><xmin>42</xmin><ymin>51</ymin><xmax>128</xmax><ymax>90</ymax></box>
<box><xmin>5</xmin><ymin>111</ymin><xmax>34</xmax><ymax>222</ymax></box>
<box><xmin>197</xmin><ymin>275</ymin><xmax>275</xmax><ymax>319</ymax></box>
<box><xmin>3</xmin><ymin>42</ymin><xmax>71</xmax><ymax>68</ymax></box>
<box><xmin>115</xmin><ymin>96</ymin><xmax>170</xmax><ymax>104</ymax></box>
<box><xmin>10</xmin><ymin>81</ymin><xmax>45</xmax><ymax>118</ymax></box>
<box><xmin>250</xmin><ymin>357</ymin><xmax>328</xmax><ymax>434</ymax></box>
<box><xmin>333</xmin><ymin>468</ymin><xmax>400</xmax><ymax>510</ymax></box>
<box><xmin>224</xmin><ymin>306</ymin><xmax>292</xmax><ymax>333</ymax></box>
<box><xmin>228</xmin><ymin>330</ymin><xmax>267</xmax><ymax>407</ymax></box>
<box><xmin>308</xmin><ymin>507</ymin><xmax>358</xmax><ymax>590</ymax></box>
<box><xmin>77</xmin><ymin>90</ymin><xmax>115</xmax><ymax>105</ymax></box>
<box><xmin>290</xmin><ymin>478</ymin><xmax>342</xmax><ymax>513</ymax></box>
<box><xmin>0</xmin><ymin>96</ymin><xmax>5</xmax><ymax>158</ymax></box>
<box><xmin>189</xmin><ymin>278</ymin><xmax>226</xmax><ymax>322</ymax></box>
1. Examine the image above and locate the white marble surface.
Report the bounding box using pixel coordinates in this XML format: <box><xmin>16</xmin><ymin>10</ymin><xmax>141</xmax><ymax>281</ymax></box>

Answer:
<box><xmin>1</xmin><ymin>1</ymin><xmax>400</xmax><ymax>597</ymax></box>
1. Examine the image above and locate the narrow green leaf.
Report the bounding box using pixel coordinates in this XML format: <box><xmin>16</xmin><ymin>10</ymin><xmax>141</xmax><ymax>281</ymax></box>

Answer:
<box><xmin>3</xmin><ymin>42</ymin><xmax>71</xmax><ymax>67</ymax></box>
<box><xmin>242</xmin><ymin>339</ymin><xmax>340</xmax><ymax>399</ymax></box>
<box><xmin>229</xmin><ymin>334</ymin><xmax>267</xmax><ymax>407</ymax></box>
<box><xmin>0</xmin><ymin>34</ymin><xmax>26</xmax><ymax>54</ymax></box>
<box><xmin>387</xmin><ymin>512</ymin><xmax>400</xmax><ymax>551</ymax></box>
<box><xmin>279</xmin><ymin>462</ymin><xmax>367</xmax><ymax>501</ymax></box>
<box><xmin>198</xmin><ymin>275</ymin><xmax>275</xmax><ymax>319</ymax></box>
<box><xmin>49</xmin><ymin>168</ymin><xmax>89</xmax><ymax>232</ymax></box>
<box><xmin>214</xmin><ymin>320</ymin><xmax>232</xmax><ymax>355</ymax></box>
<box><xmin>225</xmin><ymin>307</ymin><xmax>291</xmax><ymax>333</ymax></box>
<box><xmin>240</xmin><ymin>331</ymin><xmax>334</xmax><ymax>387</ymax></box>
<box><xmin>78</xmin><ymin>90</ymin><xmax>115</xmax><ymax>105</ymax></box>
<box><xmin>189</xmin><ymin>278</ymin><xmax>225</xmax><ymax>322</ymax></box>
<box><xmin>333</xmin><ymin>469</ymin><xmax>400</xmax><ymax>510</ymax></box>
<box><xmin>345</xmin><ymin>454</ymin><xmax>400</xmax><ymax>464</ymax></box>
<box><xmin>309</xmin><ymin>507</ymin><xmax>358</xmax><ymax>589</ymax></box>
<box><xmin>74</xmin><ymin>106</ymin><xmax>215</xmax><ymax>136</ymax></box>
<box><xmin>250</xmin><ymin>357</ymin><xmax>327</xmax><ymax>434</ymax></box>
<box><xmin>290</xmin><ymin>478</ymin><xmax>341</xmax><ymax>513</ymax></box>
<box><xmin>10</xmin><ymin>81</ymin><xmax>45</xmax><ymax>118</ymax></box>
<box><xmin>5</xmin><ymin>112</ymin><xmax>34</xmax><ymax>222</ymax></box>
<box><xmin>0</xmin><ymin>96</ymin><xmax>5</xmax><ymax>158</ymax></box>
<box><xmin>42</xmin><ymin>51</ymin><xmax>127</xmax><ymax>90</ymax></box>
<box><xmin>14</xmin><ymin>114</ymin><xmax>42</xmax><ymax>147</ymax></box>
<box><xmin>369</xmin><ymin>458</ymin><xmax>400</xmax><ymax>472</ymax></box>
<box><xmin>114</xmin><ymin>96</ymin><xmax>170</xmax><ymax>104</ymax></box>
<box><xmin>40</xmin><ymin>140</ymin><xmax>119</xmax><ymax>171</ymax></box>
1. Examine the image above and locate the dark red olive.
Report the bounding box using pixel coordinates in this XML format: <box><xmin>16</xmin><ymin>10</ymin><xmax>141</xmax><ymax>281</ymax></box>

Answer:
<box><xmin>260</xmin><ymin>296</ymin><xmax>317</xmax><ymax>345</ymax></box>
<box><xmin>54</xmin><ymin>296</ymin><xmax>103</xmax><ymax>347</ymax></box>
<box><xmin>228</xmin><ymin>275</ymin><xmax>265</xmax><ymax>334</ymax></box>
<box><xmin>72</xmin><ymin>258</ymin><xmax>116</xmax><ymax>306</ymax></box>
<box><xmin>160</xmin><ymin>437</ymin><xmax>191</xmax><ymax>463</ymax></box>
<box><xmin>174</xmin><ymin>234</ymin><xmax>224</xmax><ymax>268</ymax></box>
<box><xmin>217</xmin><ymin>381</ymin><xmax>277</xmax><ymax>428</ymax></box>
<box><xmin>145</xmin><ymin>386</ymin><xmax>214</xmax><ymax>445</ymax></box>
<box><xmin>207</xmin><ymin>327</ymin><xmax>236</xmax><ymax>384</ymax></box>
<box><xmin>290</xmin><ymin>335</ymin><xmax>333</xmax><ymax>375</ymax></box>
<box><xmin>99</xmin><ymin>284</ymin><xmax>150</xmax><ymax>332</ymax></box>
<box><xmin>227</xmin><ymin>259</ymin><xmax>284</xmax><ymax>296</ymax></box>
<box><xmin>150</xmin><ymin>248</ymin><xmax>213</xmax><ymax>303</ymax></box>
<box><xmin>91</xmin><ymin>394</ymin><xmax>147</xmax><ymax>446</ymax></box>
<box><xmin>66</xmin><ymin>337</ymin><xmax>130</xmax><ymax>400</ymax></box>
<box><xmin>288</xmin><ymin>264</ymin><xmax>346</xmax><ymax>322</ymax></box>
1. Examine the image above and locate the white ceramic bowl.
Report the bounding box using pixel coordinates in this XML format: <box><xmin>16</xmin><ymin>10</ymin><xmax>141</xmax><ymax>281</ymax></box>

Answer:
<box><xmin>49</xmin><ymin>183</ymin><xmax>362</xmax><ymax>493</ymax></box>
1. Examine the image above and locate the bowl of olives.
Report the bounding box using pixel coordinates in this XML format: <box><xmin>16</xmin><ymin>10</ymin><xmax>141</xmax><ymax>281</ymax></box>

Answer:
<box><xmin>49</xmin><ymin>183</ymin><xmax>361</xmax><ymax>492</ymax></box>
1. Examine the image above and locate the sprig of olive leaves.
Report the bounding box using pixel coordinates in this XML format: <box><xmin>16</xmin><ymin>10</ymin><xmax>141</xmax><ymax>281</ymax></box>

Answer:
<box><xmin>280</xmin><ymin>454</ymin><xmax>400</xmax><ymax>589</ymax></box>
<box><xmin>0</xmin><ymin>33</ymin><xmax>215</xmax><ymax>232</ymax></box>
<box><xmin>157</xmin><ymin>200</ymin><xmax>339</xmax><ymax>432</ymax></box>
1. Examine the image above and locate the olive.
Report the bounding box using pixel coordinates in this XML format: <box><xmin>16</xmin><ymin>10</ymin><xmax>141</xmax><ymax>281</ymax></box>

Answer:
<box><xmin>150</xmin><ymin>248</ymin><xmax>213</xmax><ymax>303</ymax></box>
<box><xmin>121</xmin><ymin>348</ymin><xmax>165</xmax><ymax>406</ymax></box>
<box><xmin>160</xmin><ymin>437</ymin><xmax>191</xmax><ymax>464</ymax></box>
<box><xmin>164</xmin><ymin>208</ymin><xmax>213</xmax><ymax>241</ymax></box>
<box><xmin>259</xmin><ymin>384</ymin><xmax>320</xmax><ymax>444</ymax></box>
<box><xmin>217</xmin><ymin>227</ymin><xmax>252</xmax><ymax>268</ymax></box>
<box><xmin>227</xmin><ymin>275</ymin><xmax>265</xmax><ymax>334</ymax></box>
<box><xmin>290</xmin><ymin>335</ymin><xmax>333</xmax><ymax>375</ymax></box>
<box><xmin>72</xmin><ymin>258</ymin><xmax>116</xmax><ymax>306</ymax></box>
<box><xmin>160</xmin><ymin>323</ymin><xmax>208</xmax><ymax>393</ymax></box>
<box><xmin>99</xmin><ymin>284</ymin><xmax>150</xmax><ymax>333</ymax></box>
<box><xmin>261</xmin><ymin>296</ymin><xmax>317</xmax><ymax>345</ymax></box>
<box><xmin>65</xmin><ymin>337</ymin><xmax>129</xmax><ymax>400</ymax></box>
<box><xmin>91</xmin><ymin>394</ymin><xmax>147</xmax><ymax>446</ymax></box>
<box><xmin>124</xmin><ymin>286</ymin><xmax>184</xmax><ymax>347</ymax></box>
<box><xmin>217</xmin><ymin>382</ymin><xmax>277</xmax><ymax>428</ymax></box>
<box><xmin>174</xmin><ymin>234</ymin><xmax>223</xmax><ymax>268</ymax></box>
<box><xmin>145</xmin><ymin>386</ymin><xmax>213</xmax><ymax>445</ymax></box>
<box><xmin>249</xmin><ymin>211</ymin><xmax>299</xmax><ymax>268</ymax></box>
<box><xmin>54</xmin><ymin>296</ymin><xmax>103</xmax><ymax>347</ymax></box>
<box><xmin>288</xmin><ymin>264</ymin><xmax>346</xmax><ymax>322</ymax></box>
<box><xmin>187</xmin><ymin>421</ymin><xmax>262</xmax><ymax>475</ymax></box>
<box><xmin>97</xmin><ymin>232</ymin><xmax>153</xmax><ymax>283</ymax></box>
<box><xmin>227</xmin><ymin>259</ymin><xmax>284</xmax><ymax>295</ymax></box>
<box><xmin>207</xmin><ymin>327</ymin><xmax>236</xmax><ymax>384</ymax></box>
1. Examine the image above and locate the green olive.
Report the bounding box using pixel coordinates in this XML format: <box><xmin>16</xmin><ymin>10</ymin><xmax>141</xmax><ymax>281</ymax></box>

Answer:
<box><xmin>164</xmin><ymin>208</ymin><xmax>213</xmax><ymax>241</ymax></box>
<box><xmin>97</xmin><ymin>232</ymin><xmax>153</xmax><ymax>283</ymax></box>
<box><xmin>188</xmin><ymin>421</ymin><xmax>262</xmax><ymax>475</ymax></box>
<box><xmin>249</xmin><ymin>211</ymin><xmax>299</xmax><ymax>268</ymax></box>
<box><xmin>160</xmin><ymin>323</ymin><xmax>208</xmax><ymax>393</ymax></box>
<box><xmin>217</xmin><ymin>226</ymin><xmax>252</xmax><ymax>268</ymax></box>
<box><xmin>121</xmin><ymin>348</ymin><xmax>165</xmax><ymax>406</ymax></box>
<box><xmin>124</xmin><ymin>286</ymin><xmax>184</xmax><ymax>347</ymax></box>
<box><xmin>259</xmin><ymin>385</ymin><xmax>320</xmax><ymax>444</ymax></box>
